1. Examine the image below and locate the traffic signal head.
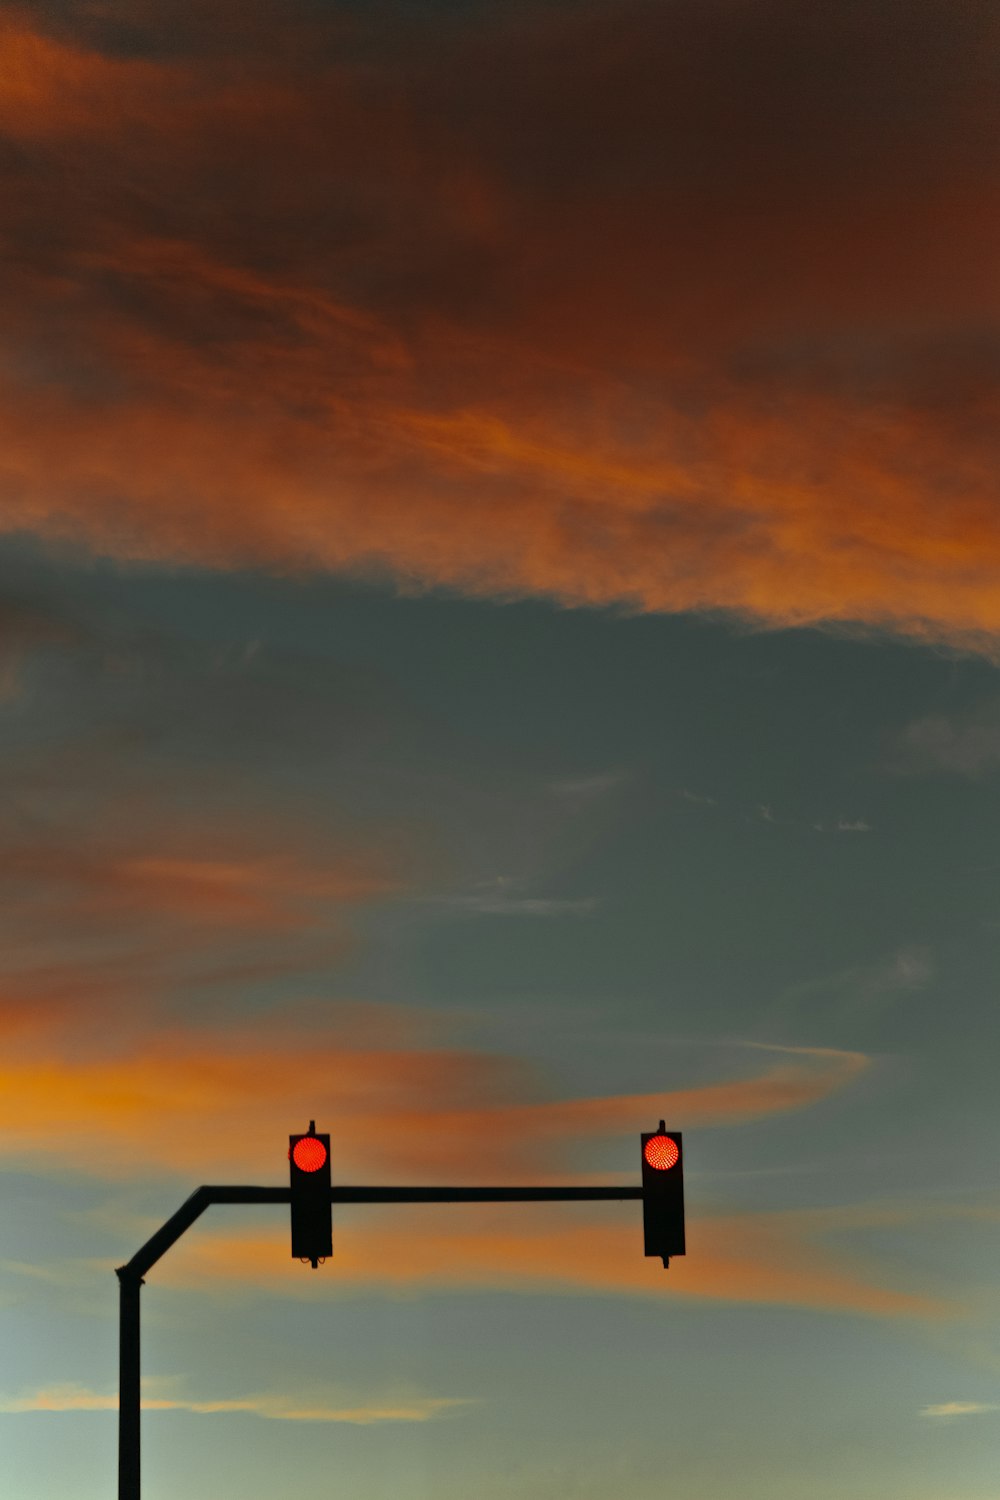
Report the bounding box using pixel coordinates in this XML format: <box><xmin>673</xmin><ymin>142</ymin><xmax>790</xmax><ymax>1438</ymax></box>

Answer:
<box><xmin>641</xmin><ymin>1121</ymin><xmax>685</xmax><ymax>1268</ymax></box>
<box><xmin>289</xmin><ymin>1121</ymin><xmax>332</xmax><ymax>1268</ymax></box>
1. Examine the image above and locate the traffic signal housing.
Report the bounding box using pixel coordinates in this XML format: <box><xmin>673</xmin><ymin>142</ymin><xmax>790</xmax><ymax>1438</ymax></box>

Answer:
<box><xmin>289</xmin><ymin>1121</ymin><xmax>332</xmax><ymax>1268</ymax></box>
<box><xmin>641</xmin><ymin>1121</ymin><xmax>685</xmax><ymax>1267</ymax></box>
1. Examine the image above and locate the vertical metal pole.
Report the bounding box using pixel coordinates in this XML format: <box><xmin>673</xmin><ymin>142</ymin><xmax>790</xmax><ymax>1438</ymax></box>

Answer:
<box><xmin>116</xmin><ymin>1267</ymin><xmax>142</xmax><ymax>1500</ymax></box>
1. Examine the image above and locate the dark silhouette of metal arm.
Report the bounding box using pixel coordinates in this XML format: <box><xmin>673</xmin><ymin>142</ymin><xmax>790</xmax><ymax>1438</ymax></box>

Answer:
<box><xmin>331</xmin><ymin>1185</ymin><xmax>643</xmax><ymax>1204</ymax></box>
<box><xmin>117</xmin><ymin>1183</ymin><xmax>642</xmax><ymax>1280</ymax></box>
<box><xmin>117</xmin><ymin>1187</ymin><xmax>284</xmax><ymax>1281</ymax></box>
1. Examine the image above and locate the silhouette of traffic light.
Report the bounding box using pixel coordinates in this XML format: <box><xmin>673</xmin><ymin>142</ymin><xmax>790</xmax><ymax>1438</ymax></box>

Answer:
<box><xmin>289</xmin><ymin>1122</ymin><xmax>331</xmax><ymax>1268</ymax></box>
<box><xmin>641</xmin><ymin>1121</ymin><xmax>685</xmax><ymax>1267</ymax></box>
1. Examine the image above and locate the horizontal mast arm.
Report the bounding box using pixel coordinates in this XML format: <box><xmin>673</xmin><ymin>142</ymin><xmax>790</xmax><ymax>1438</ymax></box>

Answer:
<box><xmin>117</xmin><ymin>1183</ymin><xmax>643</xmax><ymax>1279</ymax></box>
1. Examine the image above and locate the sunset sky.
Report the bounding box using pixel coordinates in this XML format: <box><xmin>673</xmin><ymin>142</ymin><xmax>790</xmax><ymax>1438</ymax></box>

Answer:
<box><xmin>3</xmin><ymin>2</ymin><xmax>1000</xmax><ymax>1497</ymax></box>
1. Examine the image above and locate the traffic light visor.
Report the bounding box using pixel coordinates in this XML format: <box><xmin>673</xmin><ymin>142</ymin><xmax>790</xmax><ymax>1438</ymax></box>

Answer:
<box><xmin>292</xmin><ymin>1137</ymin><xmax>328</xmax><ymax>1172</ymax></box>
<box><xmin>644</xmin><ymin>1134</ymin><xmax>679</xmax><ymax>1171</ymax></box>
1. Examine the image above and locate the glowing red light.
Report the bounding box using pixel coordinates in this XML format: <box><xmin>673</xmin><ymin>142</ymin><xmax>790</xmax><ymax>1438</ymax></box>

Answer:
<box><xmin>292</xmin><ymin>1137</ymin><xmax>328</xmax><ymax>1173</ymax></box>
<box><xmin>644</xmin><ymin>1135</ymin><xmax>679</xmax><ymax>1171</ymax></box>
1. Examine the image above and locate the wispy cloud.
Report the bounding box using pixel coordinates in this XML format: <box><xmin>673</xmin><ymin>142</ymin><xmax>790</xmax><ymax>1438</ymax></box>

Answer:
<box><xmin>920</xmin><ymin>1402</ymin><xmax>1000</xmax><ymax>1419</ymax></box>
<box><xmin>678</xmin><ymin>791</ymin><xmax>870</xmax><ymax>833</ymax></box>
<box><xmin>153</xmin><ymin>1202</ymin><xmax>949</xmax><ymax>1323</ymax></box>
<box><xmin>0</xmin><ymin>795</ymin><xmax>404</xmax><ymax>1047</ymax></box>
<box><xmin>423</xmin><ymin>873</ymin><xmax>599</xmax><ymax>918</ymax></box>
<box><xmin>486</xmin><ymin>1044</ymin><xmax>871</xmax><ymax>1147</ymax></box>
<box><xmin>23</xmin><ymin>1186</ymin><xmax>984</xmax><ymax>1321</ymax></box>
<box><xmin>0</xmin><ymin>1032</ymin><xmax>870</xmax><ymax>1181</ymax></box>
<box><xmin>441</xmin><ymin>893</ymin><xmax>599</xmax><ymax>917</ymax></box>
<box><xmin>0</xmin><ymin>1383</ymin><xmax>473</xmax><ymax>1423</ymax></box>
<box><xmin>1</xmin><ymin>843</ymin><xmax>395</xmax><ymax>935</ymax></box>
<box><xmin>771</xmin><ymin>949</ymin><xmax>931</xmax><ymax>1025</ymax></box>
<box><xmin>893</xmin><ymin>704</ymin><xmax>1000</xmax><ymax>776</ymax></box>
<box><xmin>678</xmin><ymin>789</ymin><xmax>717</xmax><ymax>807</ymax></box>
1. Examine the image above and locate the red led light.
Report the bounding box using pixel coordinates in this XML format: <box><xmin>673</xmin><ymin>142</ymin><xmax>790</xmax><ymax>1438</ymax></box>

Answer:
<box><xmin>644</xmin><ymin>1135</ymin><xmax>679</xmax><ymax>1171</ymax></box>
<box><xmin>292</xmin><ymin>1137</ymin><xmax>328</xmax><ymax>1173</ymax></box>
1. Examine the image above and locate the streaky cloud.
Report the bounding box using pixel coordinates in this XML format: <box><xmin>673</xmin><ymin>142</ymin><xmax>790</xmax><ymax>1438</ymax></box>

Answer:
<box><xmin>0</xmin><ymin>1382</ymin><xmax>473</xmax><ymax>1422</ymax></box>
<box><xmin>920</xmin><ymin>1401</ymin><xmax>1000</xmax><ymax>1419</ymax></box>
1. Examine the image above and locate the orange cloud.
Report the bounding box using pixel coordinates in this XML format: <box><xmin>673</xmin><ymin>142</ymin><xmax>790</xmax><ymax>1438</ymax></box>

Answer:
<box><xmin>1</xmin><ymin>2</ymin><xmax>998</xmax><ymax>645</ymax></box>
<box><xmin>151</xmin><ymin>1204</ymin><xmax>948</xmax><ymax>1321</ymax></box>
<box><xmin>0</xmin><ymin>801</ymin><xmax>407</xmax><ymax>1061</ymax></box>
<box><xmin>3</xmin><ymin>844</ymin><xmax>393</xmax><ymax>932</ymax></box>
<box><xmin>0</xmin><ymin>1028</ymin><xmax>867</xmax><ymax>1181</ymax></box>
<box><xmin>479</xmin><ymin>1045</ymin><xmax>869</xmax><ymax>1138</ymax></box>
<box><xmin>0</xmin><ymin>20</ymin><xmax>165</xmax><ymax>139</ymax></box>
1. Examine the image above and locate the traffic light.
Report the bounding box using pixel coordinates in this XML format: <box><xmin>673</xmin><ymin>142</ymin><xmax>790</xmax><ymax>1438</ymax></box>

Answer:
<box><xmin>641</xmin><ymin>1121</ymin><xmax>685</xmax><ymax>1267</ymax></box>
<box><xmin>289</xmin><ymin>1121</ymin><xmax>332</xmax><ymax>1268</ymax></box>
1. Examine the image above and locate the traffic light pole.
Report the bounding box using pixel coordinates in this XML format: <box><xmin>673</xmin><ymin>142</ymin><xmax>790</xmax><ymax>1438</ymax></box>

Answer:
<box><xmin>116</xmin><ymin>1268</ymin><xmax>141</xmax><ymax>1500</ymax></box>
<box><xmin>115</xmin><ymin>1181</ymin><xmax>643</xmax><ymax>1500</ymax></box>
